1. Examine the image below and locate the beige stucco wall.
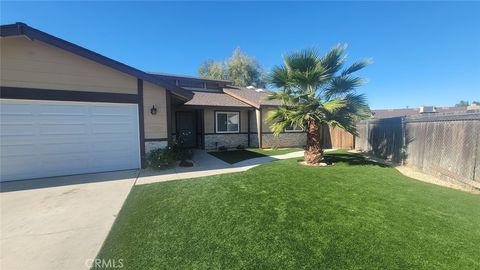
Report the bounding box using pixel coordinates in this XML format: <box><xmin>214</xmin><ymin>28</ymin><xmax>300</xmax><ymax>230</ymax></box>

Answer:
<box><xmin>204</xmin><ymin>109</ymin><xmax>215</xmax><ymax>133</ymax></box>
<box><xmin>0</xmin><ymin>36</ymin><xmax>137</xmax><ymax>94</ymax></box>
<box><xmin>262</xmin><ymin>106</ymin><xmax>275</xmax><ymax>133</ymax></box>
<box><xmin>240</xmin><ymin>110</ymin><xmax>248</xmax><ymax>133</ymax></box>
<box><xmin>143</xmin><ymin>82</ymin><xmax>167</xmax><ymax>139</ymax></box>
<box><xmin>203</xmin><ymin>109</ymin><xmax>249</xmax><ymax>133</ymax></box>
<box><xmin>249</xmin><ymin>110</ymin><xmax>258</xmax><ymax>132</ymax></box>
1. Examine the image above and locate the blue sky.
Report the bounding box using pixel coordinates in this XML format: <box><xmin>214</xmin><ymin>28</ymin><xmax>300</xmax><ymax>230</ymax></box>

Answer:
<box><xmin>2</xmin><ymin>1</ymin><xmax>479</xmax><ymax>109</ymax></box>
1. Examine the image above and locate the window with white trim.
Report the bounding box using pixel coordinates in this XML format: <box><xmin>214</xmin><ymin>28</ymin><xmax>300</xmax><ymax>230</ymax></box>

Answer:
<box><xmin>215</xmin><ymin>111</ymin><xmax>239</xmax><ymax>133</ymax></box>
<box><xmin>285</xmin><ymin>124</ymin><xmax>303</xmax><ymax>132</ymax></box>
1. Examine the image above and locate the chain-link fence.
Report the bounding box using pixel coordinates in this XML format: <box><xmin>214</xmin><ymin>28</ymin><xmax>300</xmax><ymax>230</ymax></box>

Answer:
<box><xmin>355</xmin><ymin>112</ymin><xmax>480</xmax><ymax>188</ymax></box>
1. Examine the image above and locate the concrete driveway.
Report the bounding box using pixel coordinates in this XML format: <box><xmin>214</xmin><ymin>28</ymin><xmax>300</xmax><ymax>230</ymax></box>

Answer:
<box><xmin>0</xmin><ymin>170</ymin><xmax>138</xmax><ymax>270</ymax></box>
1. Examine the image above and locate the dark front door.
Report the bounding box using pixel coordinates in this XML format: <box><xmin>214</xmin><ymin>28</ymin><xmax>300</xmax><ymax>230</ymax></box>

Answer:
<box><xmin>176</xmin><ymin>111</ymin><xmax>196</xmax><ymax>147</ymax></box>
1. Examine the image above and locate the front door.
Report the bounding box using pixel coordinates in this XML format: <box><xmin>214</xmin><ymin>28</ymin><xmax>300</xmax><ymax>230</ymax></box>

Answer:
<box><xmin>176</xmin><ymin>111</ymin><xmax>196</xmax><ymax>147</ymax></box>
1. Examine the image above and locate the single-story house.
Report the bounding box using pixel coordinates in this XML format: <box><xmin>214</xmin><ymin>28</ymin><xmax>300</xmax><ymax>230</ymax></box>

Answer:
<box><xmin>0</xmin><ymin>22</ymin><xmax>308</xmax><ymax>181</ymax></box>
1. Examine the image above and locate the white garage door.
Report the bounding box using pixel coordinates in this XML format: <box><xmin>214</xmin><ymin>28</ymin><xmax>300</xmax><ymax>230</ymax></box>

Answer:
<box><xmin>0</xmin><ymin>99</ymin><xmax>141</xmax><ymax>182</ymax></box>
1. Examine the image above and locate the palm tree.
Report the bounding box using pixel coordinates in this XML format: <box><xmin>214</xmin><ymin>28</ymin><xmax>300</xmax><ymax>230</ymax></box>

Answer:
<box><xmin>266</xmin><ymin>45</ymin><xmax>371</xmax><ymax>165</ymax></box>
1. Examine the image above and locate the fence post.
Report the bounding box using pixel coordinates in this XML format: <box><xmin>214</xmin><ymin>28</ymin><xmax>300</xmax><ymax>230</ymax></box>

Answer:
<box><xmin>365</xmin><ymin>120</ymin><xmax>370</xmax><ymax>152</ymax></box>
<box><xmin>401</xmin><ymin>117</ymin><xmax>406</xmax><ymax>165</ymax></box>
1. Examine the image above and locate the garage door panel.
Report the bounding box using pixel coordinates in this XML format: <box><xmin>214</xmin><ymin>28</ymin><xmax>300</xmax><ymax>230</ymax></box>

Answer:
<box><xmin>38</xmin><ymin>142</ymin><xmax>90</xmax><ymax>155</ymax></box>
<box><xmin>0</xmin><ymin>103</ymin><xmax>33</xmax><ymax>114</ymax></box>
<box><xmin>91</xmin><ymin>105</ymin><xmax>135</xmax><ymax>114</ymax></box>
<box><xmin>1</xmin><ymin>123</ymin><xmax>36</xmax><ymax>136</ymax></box>
<box><xmin>90</xmin><ymin>155</ymin><xmax>136</xmax><ymax>168</ymax></box>
<box><xmin>93</xmin><ymin>114</ymin><xmax>132</xmax><ymax>121</ymax></box>
<box><xmin>36</xmin><ymin>133</ymin><xmax>90</xmax><ymax>142</ymax></box>
<box><xmin>39</xmin><ymin>116</ymin><xmax>89</xmax><ymax>124</ymax></box>
<box><xmin>40</xmin><ymin>155</ymin><xmax>90</xmax><ymax>172</ymax></box>
<box><xmin>89</xmin><ymin>141</ymin><xmax>134</xmax><ymax>152</ymax></box>
<box><xmin>40</xmin><ymin>124</ymin><xmax>89</xmax><ymax>135</ymax></box>
<box><xmin>38</xmin><ymin>104</ymin><xmax>89</xmax><ymax>114</ymax></box>
<box><xmin>0</xmin><ymin>99</ymin><xmax>141</xmax><ymax>181</ymax></box>
<box><xmin>1</xmin><ymin>144</ymin><xmax>36</xmax><ymax>157</ymax></box>
<box><xmin>1</xmin><ymin>156</ymin><xmax>39</xmax><ymax>178</ymax></box>
<box><xmin>92</xmin><ymin>123</ymin><xmax>135</xmax><ymax>134</ymax></box>
<box><xmin>1</xmin><ymin>114</ymin><xmax>35</xmax><ymax>123</ymax></box>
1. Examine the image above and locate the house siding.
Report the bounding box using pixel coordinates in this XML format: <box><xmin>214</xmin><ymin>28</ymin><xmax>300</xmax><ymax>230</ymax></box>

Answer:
<box><xmin>143</xmin><ymin>82</ymin><xmax>168</xmax><ymax>140</ymax></box>
<box><xmin>261</xmin><ymin>106</ymin><xmax>274</xmax><ymax>133</ymax></box>
<box><xmin>0</xmin><ymin>37</ymin><xmax>137</xmax><ymax>94</ymax></box>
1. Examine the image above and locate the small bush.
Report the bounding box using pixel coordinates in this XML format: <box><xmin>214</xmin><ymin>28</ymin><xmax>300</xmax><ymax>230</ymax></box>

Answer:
<box><xmin>171</xmin><ymin>141</ymin><xmax>193</xmax><ymax>161</ymax></box>
<box><xmin>236</xmin><ymin>144</ymin><xmax>245</xmax><ymax>150</ymax></box>
<box><xmin>147</xmin><ymin>147</ymin><xmax>176</xmax><ymax>169</ymax></box>
<box><xmin>179</xmin><ymin>160</ymin><xmax>194</xmax><ymax>167</ymax></box>
<box><xmin>218</xmin><ymin>146</ymin><xmax>228</xmax><ymax>151</ymax></box>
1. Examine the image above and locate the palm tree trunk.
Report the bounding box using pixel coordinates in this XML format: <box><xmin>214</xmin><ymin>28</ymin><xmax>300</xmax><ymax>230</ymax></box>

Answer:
<box><xmin>304</xmin><ymin>120</ymin><xmax>324</xmax><ymax>164</ymax></box>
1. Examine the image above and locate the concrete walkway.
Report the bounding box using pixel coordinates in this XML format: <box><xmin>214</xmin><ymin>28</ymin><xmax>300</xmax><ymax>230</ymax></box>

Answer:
<box><xmin>136</xmin><ymin>149</ymin><xmax>316</xmax><ymax>185</ymax></box>
<box><xmin>0</xmin><ymin>170</ymin><xmax>138</xmax><ymax>270</ymax></box>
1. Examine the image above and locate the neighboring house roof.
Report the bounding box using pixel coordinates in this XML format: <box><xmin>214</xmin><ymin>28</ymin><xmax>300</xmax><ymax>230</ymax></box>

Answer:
<box><xmin>223</xmin><ymin>86</ymin><xmax>282</xmax><ymax>108</ymax></box>
<box><xmin>183</xmin><ymin>91</ymin><xmax>253</xmax><ymax>108</ymax></box>
<box><xmin>372</xmin><ymin>106</ymin><xmax>468</xmax><ymax>119</ymax></box>
<box><xmin>0</xmin><ymin>22</ymin><xmax>193</xmax><ymax>101</ymax></box>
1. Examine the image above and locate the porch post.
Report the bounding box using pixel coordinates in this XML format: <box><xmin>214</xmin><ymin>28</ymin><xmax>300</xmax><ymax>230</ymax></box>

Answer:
<box><xmin>200</xmin><ymin>109</ymin><xmax>205</xmax><ymax>149</ymax></box>
<box><xmin>166</xmin><ymin>91</ymin><xmax>172</xmax><ymax>145</ymax></box>
<box><xmin>256</xmin><ymin>108</ymin><xmax>262</xmax><ymax>148</ymax></box>
<box><xmin>137</xmin><ymin>79</ymin><xmax>146</xmax><ymax>167</ymax></box>
<box><xmin>247</xmin><ymin>110</ymin><xmax>251</xmax><ymax>147</ymax></box>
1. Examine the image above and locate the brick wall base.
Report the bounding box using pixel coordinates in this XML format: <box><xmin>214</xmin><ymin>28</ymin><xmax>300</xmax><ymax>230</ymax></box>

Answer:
<box><xmin>205</xmin><ymin>134</ymin><xmax>248</xmax><ymax>150</ymax></box>
<box><xmin>262</xmin><ymin>133</ymin><xmax>306</xmax><ymax>148</ymax></box>
<box><xmin>145</xmin><ymin>141</ymin><xmax>168</xmax><ymax>153</ymax></box>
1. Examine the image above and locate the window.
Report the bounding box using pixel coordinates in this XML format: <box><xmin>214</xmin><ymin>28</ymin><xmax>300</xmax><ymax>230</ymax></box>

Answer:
<box><xmin>216</xmin><ymin>111</ymin><xmax>239</xmax><ymax>133</ymax></box>
<box><xmin>285</xmin><ymin>124</ymin><xmax>303</xmax><ymax>132</ymax></box>
<box><xmin>179</xmin><ymin>79</ymin><xmax>205</xmax><ymax>88</ymax></box>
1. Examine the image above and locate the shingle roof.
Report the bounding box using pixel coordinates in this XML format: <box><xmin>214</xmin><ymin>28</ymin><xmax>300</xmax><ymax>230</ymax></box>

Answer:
<box><xmin>223</xmin><ymin>87</ymin><xmax>282</xmax><ymax>108</ymax></box>
<box><xmin>183</xmin><ymin>91</ymin><xmax>253</xmax><ymax>108</ymax></box>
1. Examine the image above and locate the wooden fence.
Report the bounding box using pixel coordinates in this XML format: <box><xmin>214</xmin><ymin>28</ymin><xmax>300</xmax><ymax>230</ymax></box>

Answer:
<box><xmin>322</xmin><ymin>126</ymin><xmax>355</xmax><ymax>149</ymax></box>
<box><xmin>355</xmin><ymin>112</ymin><xmax>480</xmax><ymax>188</ymax></box>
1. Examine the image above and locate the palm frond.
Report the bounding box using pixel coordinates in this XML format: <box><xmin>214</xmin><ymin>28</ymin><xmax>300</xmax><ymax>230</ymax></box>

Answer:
<box><xmin>341</xmin><ymin>58</ymin><xmax>373</xmax><ymax>76</ymax></box>
<box><xmin>283</xmin><ymin>49</ymin><xmax>320</xmax><ymax>73</ymax></box>
<box><xmin>320</xmin><ymin>44</ymin><xmax>347</xmax><ymax>75</ymax></box>
<box><xmin>324</xmin><ymin>75</ymin><xmax>365</xmax><ymax>99</ymax></box>
<box><xmin>268</xmin><ymin>65</ymin><xmax>290</xmax><ymax>89</ymax></box>
<box><xmin>322</xmin><ymin>99</ymin><xmax>347</xmax><ymax>113</ymax></box>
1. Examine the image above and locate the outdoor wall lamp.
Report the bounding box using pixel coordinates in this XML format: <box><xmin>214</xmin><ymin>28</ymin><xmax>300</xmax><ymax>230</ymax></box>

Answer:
<box><xmin>150</xmin><ymin>105</ymin><xmax>157</xmax><ymax>115</ymax></box>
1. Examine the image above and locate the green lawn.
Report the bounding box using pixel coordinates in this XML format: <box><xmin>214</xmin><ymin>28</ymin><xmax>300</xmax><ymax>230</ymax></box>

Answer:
<box><xmin>95</xmin><ymin>151</ymin><xmax>480</xmax><ymax>269</ymax></box>
<box><xmin>209</xmin><ymin>147</ymin><xmax>303</xmax><ymax>164</ymax></box>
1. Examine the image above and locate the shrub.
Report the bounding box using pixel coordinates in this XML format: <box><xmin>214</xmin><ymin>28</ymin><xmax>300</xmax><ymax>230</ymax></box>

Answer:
<box><xmin>179</xmin><ymin>160</ymin><xmax>194</xmax><ymax>167</ymax></box>
<box><xmin>171</xmin><ymin>141</ymin><xmax>193</xmax><ymax>161</ymax></box>
<box><xmin>218</xmin><ymin>146</ymin><xmax>228</xmax><ymax>151</ymax></box>
<box><xmin>147</xmin><ymin>147</ymin><xmax>176</xmax><ymax>169</ymax></box>
<box><xmin>236</xmin><ymin>144</ymin><xmax>245</xmax><ymax>150</ymax></box>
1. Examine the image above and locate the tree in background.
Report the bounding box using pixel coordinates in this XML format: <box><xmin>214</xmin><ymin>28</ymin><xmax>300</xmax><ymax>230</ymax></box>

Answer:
<box><xmin>455</xmin><ymin>100</ymin><xmax>470</xmax><ymax>107</ymax></box>
<box><xmin>227</xmin><ymin>48</ymin><xmax>265</xmax><ymax>88</ymax></box>
<box><xmin>266</xmin><ymin>45</ymin><xmax>371</xmax><ymax>165</ymax></box>
<box><xmin>198</xmin><ymin>48</ymin><xmax>266</xmax><ymax>87</ymax></box>
<box><xmin>198</xmin><ymin>60</ymin><xmax>227</xmax><ymax>81</ymax></box>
